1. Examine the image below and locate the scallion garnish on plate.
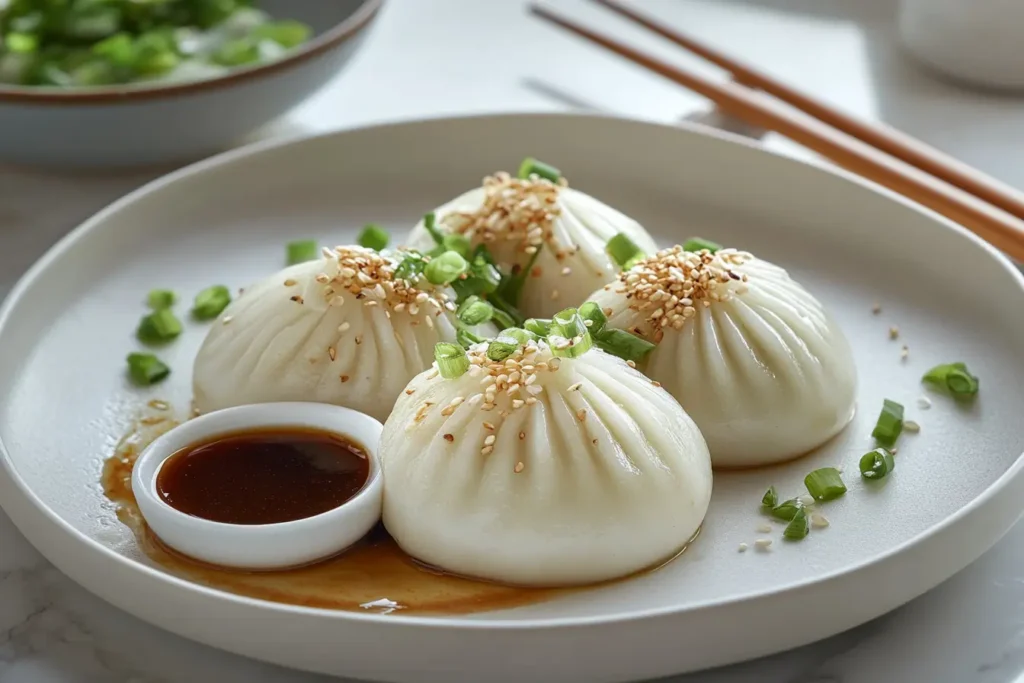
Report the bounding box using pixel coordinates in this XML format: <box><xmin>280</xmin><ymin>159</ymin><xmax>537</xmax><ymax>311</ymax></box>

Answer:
<box><xmin>783</xmin><ymin>508</ymin><xmax>810</xmax><ymax>540</ymax></box>
<box><xmin>804</xmin><ymin>467</ymin><xmax>846</xmax><ymax>502</ymax></box>
<box><xmin>286</xmin><ymin>240</ymin><xmax>318</xmax><ymax>265</ymax></box>
<box><xmin>769</xmin><ymin>498</ymin><xmax>804</xmax><ymax>521</ymax></box>
<box><xmin>146</xmin><ymin>289</ymin><xmax>176</xmax><ymax>310</ymax></box>
<box><xmin>922</xmin><ymin>362</ymin><xmax>979</xmax><ymax>399</ymax></box>
<box><xmin>434</xmin><ymin>342</ymin><xmax>470</xmax><ymax>379</ymax></box>
<box><xmin>761</xmin><ymin>486</ymin><xmax>778</xmax><ymax>508</ymax></box>
<box><xmin>357</xmin><ymin>224</ymin><xmax>389</xmax><ymax>251</ymax></box>
<box><xmin>871</xmin><ymin>398</ymin><xmax>904</xmax><ymax>448</ymax></box>
<box><xmin>859</xmin><ymin>447</ymin><xmax>895</xmax><ymax>481</ymax></box>
<box><xmin>126</xmin><ymin>352</ymin><xmax>170</xmax><ymax>386</ymax></box>
<box><xmin>137</xmin><ymin>308</ymin><xmax>183</xmax><ymax>344</ymax></box>
<box><xmin>192</xmin><ymin>285</ymin><xmax>232</xmax><ymax>320</ymax></box>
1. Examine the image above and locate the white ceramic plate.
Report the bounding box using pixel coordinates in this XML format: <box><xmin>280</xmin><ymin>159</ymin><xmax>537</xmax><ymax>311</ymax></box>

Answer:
<box><xmin>2</xmin><ymin>114</ymin><xmax>1023</xmax><ymax>683</ymax></box>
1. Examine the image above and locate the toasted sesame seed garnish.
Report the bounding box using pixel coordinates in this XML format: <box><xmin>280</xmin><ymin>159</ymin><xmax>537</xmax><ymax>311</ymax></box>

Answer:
<box><xmin>900</xmin><ymin>345</ymin><xmax>909</xmax><ymax>360</ymax></box>
<box><xmin>904</xmin><ymin>420</ymin><xmax>921</xmax><ymax>433</ymax></box>
<box><xmin>519</xmin><ymin>431</ymin><xmax>526</xmax><ymax>440</ymax></box>
<box><xmin>551</xmin><ymin>289</ymin><xmax>560</xmax><ymax>300</ymax></box>
<box><xmin>483</xmin><ymin>435</ymin><xmax>496</xmax><ymax>446</ymax></box>
<box><xmin>340</xmin><ymin>375</ymin><xmax>349</xmax><ymax>383</ymax></box>
<box><xmin>290</xmin><ymin>295</ymin><xmax>304</xmax><ymax>304</ymax></box>
<box><xmin>738</xmin><ymin>542</ymin><xmax>749</xmax><ymax>553</ymax></box>
<box><xmin>512</xmin><ymin>399</ymin><xmax>525</xmax><ymax>409</ymax></box>
<box><xmin>315</xmin><ymin>273</ymin><xmax>331</xmax><ymax>284</ymax></box>
<box><xmin>139</xmin><ymin>416</ymin><xmax>166</xmax><ymax>425</ymax></box>
<box><xmin>754</xmin><ymin>539</ymin><xmax>772</xmax><ymax>551</ymax></box>
<box><xmin>626</xmin><ymin>360</ymin><xmax>636</xmax><ymax>368</ymax></box>
<box><xmin>426</xmin><ymin>369</ymin><xmax>439</xmax><ymax>380</ymax></box>
<box><xmin>318</xmin><ymin>245</ymin><xmax>451</xmax><ymax>314</ymax></box>
<box><xmin>917</xmin><ymin>396</ymin><xmax>932</xmax><ymax>410</ymax></box>
<box><xmin>531</xmin><ymin>266</ymin><xmax>543</xmax><ymax>277</ymax></box>
<box><xmin>651</xmin><ymin>380</ymin><xmax>661</xmax><ymax>387</ymax></box>
<box><xmin>328</xmin><ymin>347</ymin><xmax>337</xmax><ymax>361</ymax></box>
<box><xmin>872</xmin><ymin>303</ymin><xmax>882</xmax><ymax>315</ymax></box>
<box><xmin>483</xmin><ymin>422</ymin><xmax>495</xmax><ymax>431</ymax></box>
<box><xmin>561</xmin><ymin>266</ymin><xmax>571</xmax><ymax>276</ymax></box>
<box><xmin>147</xmin><ymin>399</ymin><xmax>169</xmax><ymax>411</ymax></box>
<box><xmin>810</xmin><ymin>513</ymin><xmax>830</xmax><ymax>529</ymax></box>
<box><xmin>364</xmin><ymin>300</ymin><xmax>379</xmax><ymax>307</ymax></box>
<box><xmin>568</xmin><ymin>382</ymin><xmax>583</xmax><ymax>392</ymax></box>
<box><xmin>481</xmin><ymin>445</ymin><xmax>494</xmax><ymax>455</ymax></box>
<box><xmin>355</xmin><ymin>335</ymin><xmax>363</xmax><ymax>345</ymax></box>
<box><xmin>756</xmin><ymin>524</ymin><xmax>772</xmax><ymax>534</ymax></box>
<box><xmin>284</xmin><ymin>279</ymin><xmax>297</xmax><ymax>287</ymax></box>
<box><xmin>576</xmin><ymin>409</ymin><xmax>587</xmax><ymax>422</ymax></box>
<box><xmin>889</xmin><ymin>325</ymin><xmax>899</xmax><ymax>340</ymax></box>
<box><xmin>222</xmin><ymin>316</ymin><xmax>233</xmax><ymax>325</ymax></box>
<box><xmin>514</xmin><ymin>461</ymin><xmax>525</xmax><ymax>473</ymax></box>
<box><xmin>405</xmin><ymin>388</ymin><xmax>415</xmax><ymax>395</ymax></box>
<box><xmin>443</xmin><ymin>433</ymin><xmax>454</xmax><ymax>443</ymax></box>
<box><xmin>338</xmin><ymin>322</ymin><xmax>350</xmax><ymax>333</ymax></box>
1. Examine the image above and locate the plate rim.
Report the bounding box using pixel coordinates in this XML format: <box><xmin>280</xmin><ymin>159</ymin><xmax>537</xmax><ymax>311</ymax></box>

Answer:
<box><xmin>3</xmin><ymin>111</ymin><xmax>1024</xmax><ymax>633</ymax></box>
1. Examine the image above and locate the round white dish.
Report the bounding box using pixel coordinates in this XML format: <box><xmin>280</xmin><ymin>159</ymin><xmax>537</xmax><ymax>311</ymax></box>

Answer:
<box><xmin>1</xmin><ymin>113</ymin><xmax>1023</xmax><ymax>683</ymax></box>
<box><xmin>131</xmin><ymin>402</ymin><xmax>383</xmax><ymax>570</ymax></box>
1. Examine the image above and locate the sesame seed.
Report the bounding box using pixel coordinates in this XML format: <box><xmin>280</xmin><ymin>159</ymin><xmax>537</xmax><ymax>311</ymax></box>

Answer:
<box><xmin>443</xmin><ymin>433</ymin><xmax>454</xmax><ymax>442</ymax></box>
<box><xmin>222</xmin><ymin>316</ymin><xmax>233</xmax><ymax>325</ymax></box>
<box><xmin>147</xmin><ymin>400</ymin><xmax>169</xmax><ymax>411</ymax></box>
<box><xmin>355</xmin><ymin>335</ymin><xmax>363</xmax><ymax>345</ymax></box>
<box><xmin>756</xmin><ymin>524</ymin><xmax>772</xmax><ymax>534</ymax></box>
<box><xmin>315</xmin><ymin>273</ymin><xmax>330</xmax><ymax>284</ymax></box>
<box><xmin>481</xmin><ymin>445</ymin><xmax>494</xmax><ymax>455</ymax></box>
<box><xmin>484</xmin><ymin>435</ymin><xmax>496</xmax><ymax>446</ymax></box>
<box><xmin>519</xmin><ymin>431</ymin><xmax>526</xmax><ymax>440</ymax></box>
<box><xmin>889</xmin><ymin>326</ymin><xmax>899</xmax><ymax>340</ymax></box>
<box><xmin>512</xmin><ymin>399</ymin><xmax>525</xmax><ymax>409</ymax></box>
<box><xmin>917</xmin><ymin>396</ymin><xmax>932</xmax><ymax>410</ymax></box>
<box><xmin>364</xmin><ymin>300</ymin><xmax>379</xmax><ymax>308</ymax></box>
<box><xmin>483</xmin><ymin>422</ymin><xmax>495</xmax><ymax>431</ymax></box>
<box><xmin>338</xmin><ymin>322</ymin><xmax>350</xmax><ymax>333</ymax></box>
<box><xmin>872</xmin><ymin>303</ymin><xmax>882</xmax><ymax>315</ymax></box>
<box><xmin>900</xmin><ymin>345</ymin><xmax>909</xmax><ymax>360</ymax></box>
<box><xmin>651</xmin><ymin>380</ymin><xmax>662</xmax><ymax>387</ymax></box>
<box><xmin>626</xmin><ymin>360</ymin><xmax>637</xmax><ymax>368</ymax></box>
<box><xmin>328</xmin><ymin>347</ymin><xmax>337</xmax><ymax>361</ymax></box>
<box><xmin>284</xmin><ymin>279</ymin><xmax>297</xmax><ymax>286</ymax></box>
<box><xmin>290</xmin><ymin>295</ymin><xmax>304</xmax><ymax>304</ymax></box>
<box><xmin>514</xmin><ymin>461</ymin><xmax>525</xmax><ymax>473</ymax></box>
<box><xmin>426</xmin><ymin>369</ymin><xmax>438</xmax><ymax>380</ymax></box>
<box><xmin>340</xmin><ymin>375</ymin><xmax>350</xmax><ymax>383</ymax></box>
<box><xmin>569</xmin><ymin>382</ymin><xmax>583</xmax><ymax>392</ymax></box>
<box><xmin>738</xmin><ymin>543</ymin><xmax>749</xmax><ymax>553</ymax></box>
<box><xmin>904</xmin><ymin>420</ymin><xmax>921</xmax><ymax>433</ymax></box>
<box><xmin>576</xmin><ymin>409</ymin><xmax>587</xmax><ymax>422</ymax></box>
<box><xmin>754</xmin><ymin>539</ymin><xmax>772</xmax><ymax>551</ymax></box>
<box><xmin>810</xmin><ymin>513</ymin><xmax>830</xmax><ymax>529</ymax></box>
<box><xmin>561</xmin><ymin>266</ymin><xmax>571</xmax><ymax>276</ymax></box>
<box><xmin>405</xmin><ymin>388</ymin><xmax>415</xmax><ymax>395</ymax></box>
<box><xmin>551</xmin><ymin>289</ymin><xmax>560</xmax><ymax>300</ymax></box>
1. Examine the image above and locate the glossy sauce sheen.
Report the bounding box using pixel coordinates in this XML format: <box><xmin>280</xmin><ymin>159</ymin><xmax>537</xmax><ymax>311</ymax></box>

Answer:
<box><xmin>157</xmin><ymin>428</ymin><xmax>369</xmax><ymax>525</ymax></box>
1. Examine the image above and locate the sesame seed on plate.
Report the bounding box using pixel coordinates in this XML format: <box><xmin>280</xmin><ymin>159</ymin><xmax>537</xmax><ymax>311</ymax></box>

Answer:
<box><xmin>810</xmin><ymin>513</ymin><xmax>830</xmax><ymax>529</ymax></box>
<box><xmin>443</xmin><ymin>433</ymin><xmax>454</xmax><ymax>442</ymax></box>
<box><xmin>754</xmin><ymin>539</ymin><xmax>772</xmax><ymax>551</ymax></box>
<box><xmin>757</xmin><ymin>524</ymin><xmax>772</xmax><ymax>533</ymax></box>
<box><xmin>514</xmin><ymin>461</ymin><xmax>525</xmax><ymax>473</ymax></box>
<box><xmin>738</xmin><ymin>543</ymin><xmax>749</xmax><ymax>553</ymax></box>
<box><xmin>904</xmin><ymin>420</ymin><xmax>921</xmax><ymax>433</ymax></box>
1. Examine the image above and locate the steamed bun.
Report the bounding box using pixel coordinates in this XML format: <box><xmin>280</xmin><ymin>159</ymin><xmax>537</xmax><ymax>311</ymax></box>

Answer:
<box><xmin>587</xmin><ymin>246</ymin><xmax>857</xmax><ymax>467</ymax></box>
<box><xmin>381</xmin><ymin>335</ymin><xmax>712</xmax><ymax>586</ymax></box>
<box><xmin>192</xmin><ymin>246</ymin><xmax>497</xmax><ymax>422</ymax></box>
<box><xmin>404</xmin><ymin>167</ymin><xmax>657</xmax><ymax>319</ymax></box>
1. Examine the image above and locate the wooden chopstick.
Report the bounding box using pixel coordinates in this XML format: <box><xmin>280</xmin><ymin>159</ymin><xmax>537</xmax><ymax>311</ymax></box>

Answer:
<box><xmin>590</xmin><ymin>0</ymin><xmax>1024</xmax><ymax>224</ymax></box>
<box><xmin>529</xmin><ymin>3</ymin><xmax>1024</xmax><ymax>262</ymax></box>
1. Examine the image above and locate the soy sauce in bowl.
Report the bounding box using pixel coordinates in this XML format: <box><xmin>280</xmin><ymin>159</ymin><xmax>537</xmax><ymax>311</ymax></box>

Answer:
<box><xmin>156</xmin><ymin>427</ymin><xmax>370</xmax><ymax>526</ymax></box>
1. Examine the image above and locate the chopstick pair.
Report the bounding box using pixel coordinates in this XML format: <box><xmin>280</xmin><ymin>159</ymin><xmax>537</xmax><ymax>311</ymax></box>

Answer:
<box><xmin>530</xmin><ymin>0</ymin><xmax>1024</xmax><ymax>262</ymax></box>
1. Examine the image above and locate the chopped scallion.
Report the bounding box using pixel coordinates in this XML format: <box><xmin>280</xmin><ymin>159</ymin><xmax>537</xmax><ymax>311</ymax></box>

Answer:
<box><xmin>192</xmin><ymin>285</ymin><xmax>232</xmax><ymax>321</ymax></box>
<box><xmin>423</xmin><ymin>212</ymin><xmax>444</xmax><ymax>245</ymax></box>
<box><xmin>922</xmin><ymin>362</ymin><xmax>979</xmax><ymax>399</ymax></box>
<box><xmin>457</xmin><ymin>297</ymin><xmax>494</xmax><ymax>326</ymax></box>
<box><xmin>442</xmin><ymin>234</ymin><xmax>472</xmax><ymax>258</ymax></box>
<box><xmin>516</xmin><ymin>157</ymin><xmax>561</xmax><ymax>183</ymax></box>
<box><xmin>578</xmin><ymin>301</ymin><xmax>607</xmax><ymax>335</ymax></box>
<box><xmin>424</xmin><ymin>251</ymin><xmax>469</xmax><ymax>285</ymax></box>
<box><xmin>783</xmin><ymin>508</ymin><xmax>809</xmax><ymax>540</ymax></box>
<box><xmin>769</xmin><ymin>498</ymin><xmax>803</xmax><ymax>521</ymax></box>
<box><xmin>682</xmin><ymin>237</ymin><xmax>722</xmax><ymax>253</ymax></box>
<box><xmin>394</xmin><ymin>252</ymin><xmax>427</xmax><ymax>282</ymax></box>
<box><xmin>859</xmin><ymin>447</ymin><xmax>895</xmax><ymax>480</ymax></box>
<box><xmin>499</xmin><ymin>327</ymin><xmax>536</xmax><ymax>344</ymax></box>
<box><xmin>136</xmin><ymin>308</ymin><xmax>182</xmax><ymax>344</ymax></box>
<box><xmin>606</xmin><ymin>233</ymin><xmax>645</xmax><ymax>270</ymax></box>
<box><xmin>761</xmin><ymin>486</ymin><xmax>778</xmax><ymax>509</ymax></box>
<box><xmin>126</xmin><ymin>352</ymin><xmax>170</xmax><ymax>386</ymax></box>
<box><xmin>357</xmin><ymin>224</ymin><xmax>389</xmax><ymax>251</ymax></box>
<box><xmin>487</xmin><ymin>335</ymin><xmax>520</xmax><ymax>361</ymax></box>
<box><xmin>456</xmin><ymin>327</ymin><xmax>484</xmax><ymax>349</ymax></box>
<box><xmin>434</xmin><ymin>342</ymin><xmax>470</xmax><ymax>379</ymax></box>
<box><xmin>871</xmin><ymin>398</ymin><xmax>904</xmax><ymax>447</ymax></box>
<box><xmin>146</xmin><ymin>289</ymin><xmax>176</xmax><ymax>310</ymax></box>
<box><xmin>594</xmin><ymin>328</ymin><xmax>655</xmax><ymax>363</ymax></box>
<box><xmin>804</xmin><ymin>467</ymin><xmax>846</xmax><ymax>502</ymax></box>
<box><xmin>286</xmin><ymin>240</ymin><xmax>318</xmax><ymax>265</ymax></box>
<box><xmin>525</xmin><ymin>318</ymin><xmax>552</xmax><ymax>337</ymax></box>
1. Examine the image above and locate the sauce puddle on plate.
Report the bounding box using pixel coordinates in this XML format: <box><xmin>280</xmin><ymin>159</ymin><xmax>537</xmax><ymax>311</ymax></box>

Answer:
<box><xmin>102</xmin><ymin>406</ymin><xmax>570</xmax><ymax>615</ymax></box>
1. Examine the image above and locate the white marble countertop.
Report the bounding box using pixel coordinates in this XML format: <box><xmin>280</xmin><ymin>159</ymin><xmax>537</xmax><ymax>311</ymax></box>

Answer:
<box><xmin>4</xmin><ymin>1</ymin><xmax>1024</xmax><ymax>681</ymax></box>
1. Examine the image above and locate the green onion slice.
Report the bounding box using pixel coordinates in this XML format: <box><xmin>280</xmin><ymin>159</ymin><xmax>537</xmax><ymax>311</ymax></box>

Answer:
<box><xmin>457</xmin><ymin>297</ymin><xmax>494</xmax><ymax>326</ymax></box>
<box><xmin>578</xmin><ymin>301</ymin><xmax>607</xmax><ymax>335</ymax></box>
<box><xmin>286</xmin><ymin>240</ymin><xmax>318</xmax><ymax>265</ymax></box>
<box><xmin>423</xmin><ymin>212</ymin><xmax>445</xmax><ymax>245</ymax></box>
<box><xmin>525</xmin><ymin>318</ymin><xmax>552</xmax><ymax>336</ymax></box>
<box><xmin>871</xmin><ymin>398</ymin><xmax>904</xmax><ymax>447</ymax></box>
<box><xmin>357</xmin><ymin>224</ymin><xmax>389</xmax><ymax>251</ymax></box>
<box><xmin>136</xmin><ymin>309</ymin><xmax>182</xmax><ymax>344</ymax></box>
<box><xmin>783</xmin><ymin>508</ymin><xmax>810</xmax><ymax>540</ymax></box>
<box><xmin>804</xmin><ymin>467</ymin><xmax>847</xmax><ymax>502</ymax></box>
<box><xmin>769</xmin><ymin>498</ymin><xmax>804</xmax><ymax>521</ymax></box>
<box><xmin>517</xmin><ymin>157</ymin><xmax>561</xmax><ymax>183</ymax></box>
<box><xmin>146</xmin><ymin>289</ymin><xmax>176</xmax><ymax>310</ymax></box>
<box><xmin>499</xmin><ymin>327</ymin><xmax>537</xmax><ymax>344</ymax></box>
<box><xmin>434</xmin><ymin>342</ymin><xmax>470</xmax><ymax>379</ymax></box>
<box><xmin>126</xmin><ymin>352</ymin><xmax>170</xmax><ymax>386</ymax></box>
<box><xmin>424</xmin><ymin>251</ymin><xmax>469</xmax><ymax>285</ymax></box>
<box><xmin>859</xmin><ymin>447</ymin><xmax>895</xmax><ymax>481</ymax></box>
<box><xmin>922</xmin><ymin>362</ymin><xmax>979</xmax><ymax>399</ymax></box>
<box><xmin>393</xmin><ymin>251</ymin><xmax>427</xmax><ymax>282</ymax></box>
<box><xmin>682</xmin><ymin>237</ymin><xmax>722</xmax><ymax>253</ymax></box>
<box><xmin>606</xmin><ymin>233</ymin><xmax>645</xmax><ymax>269</ymax></box>
<box><xmin>594</xmin><ymin>328</ymin><xmax>655</xmax><ymax>363</ymax></box>
<box><xmin>442</xmin><ymin>234</ymin><xmax>472</xmax><ymax>258</ymax></box>
<box><xmin>456</xmin><ymin>327</ymin><xmax>484</xmax><ymax>349</ymax></box>
<box><xmin>487</xmin><ymin>335</ymin><xmax>520</xmax><ymax>361</ymax></box>
<box><xmin>192</xmin><ymin>285</ymin><xmax>232</xmax><ymax>321</ymax></box>
<box><xmin>761</xmin><ymin>486</ymin><xmax>778</xmax><ymax>508</ymax></box>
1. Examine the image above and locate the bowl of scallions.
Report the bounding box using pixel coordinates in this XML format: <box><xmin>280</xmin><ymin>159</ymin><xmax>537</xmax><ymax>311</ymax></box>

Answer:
<box><xmin>0</xmin><ymin>0</ymin><xmax>382</xmax><ymax>168</ymax></box>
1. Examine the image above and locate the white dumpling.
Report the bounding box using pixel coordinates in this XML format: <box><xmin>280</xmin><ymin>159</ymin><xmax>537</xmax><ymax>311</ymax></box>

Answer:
<box><xmin>404</xmin><ymin>170</ymin><xmax>657</xmax><ymax>318</ymax></box>
<box><xmin>381</xmin><ymin>338</ymin><xmax>712</xmax><ymax>586</ymax></box>
<box><xmin>587</xmin><ymin>246</ymin><xmax>857</xmax><ymax>468</ymax></box>
<box><xmin>193</xmin><ymin>246</ymin><xmax>497</xmax><ymax>423</ymax></box>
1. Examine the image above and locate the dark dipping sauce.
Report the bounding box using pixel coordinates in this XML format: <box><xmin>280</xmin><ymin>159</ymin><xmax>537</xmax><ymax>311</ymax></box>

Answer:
<box><xmin>157</xmin><ymin>427</ymin><xmax>369</xmax><ymax>525</ymax></box>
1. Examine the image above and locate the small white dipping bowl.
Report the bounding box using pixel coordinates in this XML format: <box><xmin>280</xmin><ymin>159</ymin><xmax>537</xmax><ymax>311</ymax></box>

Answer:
<box><xmin>131</xmin><ymin>402</ymin><xmax>383</xmax><ymax>571</ymax></box>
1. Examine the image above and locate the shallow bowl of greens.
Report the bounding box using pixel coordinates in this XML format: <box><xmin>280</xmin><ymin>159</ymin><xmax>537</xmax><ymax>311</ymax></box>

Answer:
<box><xmin>0</xmin><ymin>0</ymin><xmax>382</xmax><ymax>168</ymax></box>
